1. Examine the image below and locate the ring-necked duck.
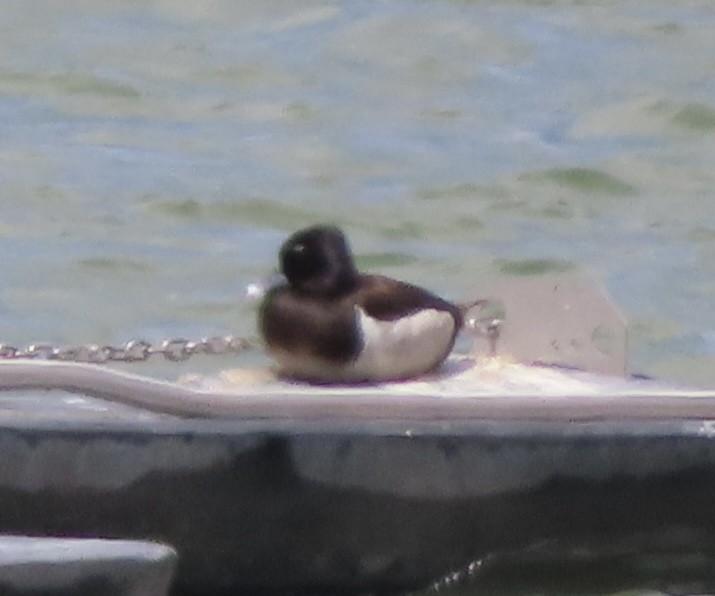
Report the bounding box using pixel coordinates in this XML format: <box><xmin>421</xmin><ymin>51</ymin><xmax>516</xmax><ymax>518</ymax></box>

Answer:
<box><xmin>259</xmin><ymin>225</ymin><xmax>475</xmax><ymax>383</ymax></box>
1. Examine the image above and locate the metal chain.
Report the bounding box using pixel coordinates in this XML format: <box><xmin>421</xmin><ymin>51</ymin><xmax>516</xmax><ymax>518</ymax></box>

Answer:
<box><xmin>0</xmin><ymin>335</ymin><xmax>259</xmax><ymax>364</ymax></box>
<box><xmin>0</xmin><ymin>319</ymin><xmax>500</xmax><ymax>365</ymax></box>
<box><xmin>0</xmin><ymin>310</ymin><xmax>500</xmax><ymax>366</ymax></box>
<box><xmin>466</xmin><ymin>316</ymin><xmax>503</xmax><ymax>356</ymax></box>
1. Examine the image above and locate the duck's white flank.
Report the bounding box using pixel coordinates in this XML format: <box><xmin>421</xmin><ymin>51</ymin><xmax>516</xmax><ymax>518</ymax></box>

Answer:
<box><xmin>268</xmin><ymin>307</ymin><xmax>457</xmax><ymax>383</ymax></box>
<box><xmin>349</xmin><ymin>307</ymin><xmax>456</xmax><ymax>381</ymax></box>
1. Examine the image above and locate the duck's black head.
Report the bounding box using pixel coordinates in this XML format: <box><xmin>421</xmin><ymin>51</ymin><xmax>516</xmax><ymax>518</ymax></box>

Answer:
<box><xmin>279</xmin><ymin>225</ymin><xmax>359</xmax><ymax>297</ymax></box>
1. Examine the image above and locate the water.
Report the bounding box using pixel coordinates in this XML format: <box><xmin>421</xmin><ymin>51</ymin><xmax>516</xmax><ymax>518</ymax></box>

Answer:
<box><xmin>1</xmin><ymin>0</ymin><xmax>715</xmax><ymax>591</ymax></box>
<box><xmin>1</xmin><ymin>1</ymin><xmax>715</xmax><ymax>383</ymax></box>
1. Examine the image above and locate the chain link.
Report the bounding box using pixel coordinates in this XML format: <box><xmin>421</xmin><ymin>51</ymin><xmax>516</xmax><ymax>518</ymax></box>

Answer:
<box><xmin>0</xmin><ymin>335</ymin><xmax>258</xmax><ymax>364</ymax></box>
<box><xmin>466</xmin><ymin>316</ymin><xmax>503</xmax><ymax>357</ymax></box>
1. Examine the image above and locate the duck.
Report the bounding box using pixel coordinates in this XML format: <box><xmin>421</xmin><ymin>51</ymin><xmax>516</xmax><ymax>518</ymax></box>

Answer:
<box><xmin>259</xmin><ymin>225</ymin><xmax>476</xmax><ymax>383</ymax></box>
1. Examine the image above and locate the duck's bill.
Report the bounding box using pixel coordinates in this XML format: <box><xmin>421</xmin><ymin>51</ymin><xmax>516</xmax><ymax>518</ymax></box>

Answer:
<box><xmin>245</xmin><ymin>273</ymin><xmax>286</xmax><ymax>302</ymax></box>
<box><xmin>466</xmin><ymin>272</ymin><xmax>627</xmax><ymax>377</ymax></box>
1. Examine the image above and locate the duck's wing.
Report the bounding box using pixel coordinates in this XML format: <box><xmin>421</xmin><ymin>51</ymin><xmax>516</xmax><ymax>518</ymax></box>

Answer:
<box><xmin>353</xmin><ymin>275</ymin><xmax>462</xmax><ymax>324</ymax></box>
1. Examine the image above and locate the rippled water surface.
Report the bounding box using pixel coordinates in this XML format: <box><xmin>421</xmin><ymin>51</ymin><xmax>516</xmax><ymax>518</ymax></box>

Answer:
<box><xmin>2</xmin><ymin>0</ymin><xmax>715</xmax><ymax>592</ymax></box>
<box><xmin>2</xmin><ymin>0</ymin><xmax>715</xmax><ymax>384</ymax></box>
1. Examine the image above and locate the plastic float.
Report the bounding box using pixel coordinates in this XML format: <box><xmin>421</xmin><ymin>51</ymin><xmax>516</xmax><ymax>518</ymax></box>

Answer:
<box><xmin>1</xmin><ymin>274</ymin><xmax>715</xmax><ymax>595</ymax></box>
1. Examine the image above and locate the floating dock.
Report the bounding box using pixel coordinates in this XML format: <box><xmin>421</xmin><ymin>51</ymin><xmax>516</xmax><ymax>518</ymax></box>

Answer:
<box><xmin>1</xmin><ymin>359</ymin><xmax>715</xmax><ymax>594</ymax></box>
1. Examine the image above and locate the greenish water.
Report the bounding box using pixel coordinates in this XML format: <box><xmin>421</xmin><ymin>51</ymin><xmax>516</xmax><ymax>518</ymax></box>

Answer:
<box><xmin>1</xmin><ymin>1</ymin><xmax>715</xmax><ymax>592</ymax></box>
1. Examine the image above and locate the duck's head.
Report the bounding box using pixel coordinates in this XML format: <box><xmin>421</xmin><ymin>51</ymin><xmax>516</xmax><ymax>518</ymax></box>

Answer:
<box><xmin>279</xmin><ymin>225</ymin><xmax>358</xmax><ymax>297</ymax></box>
